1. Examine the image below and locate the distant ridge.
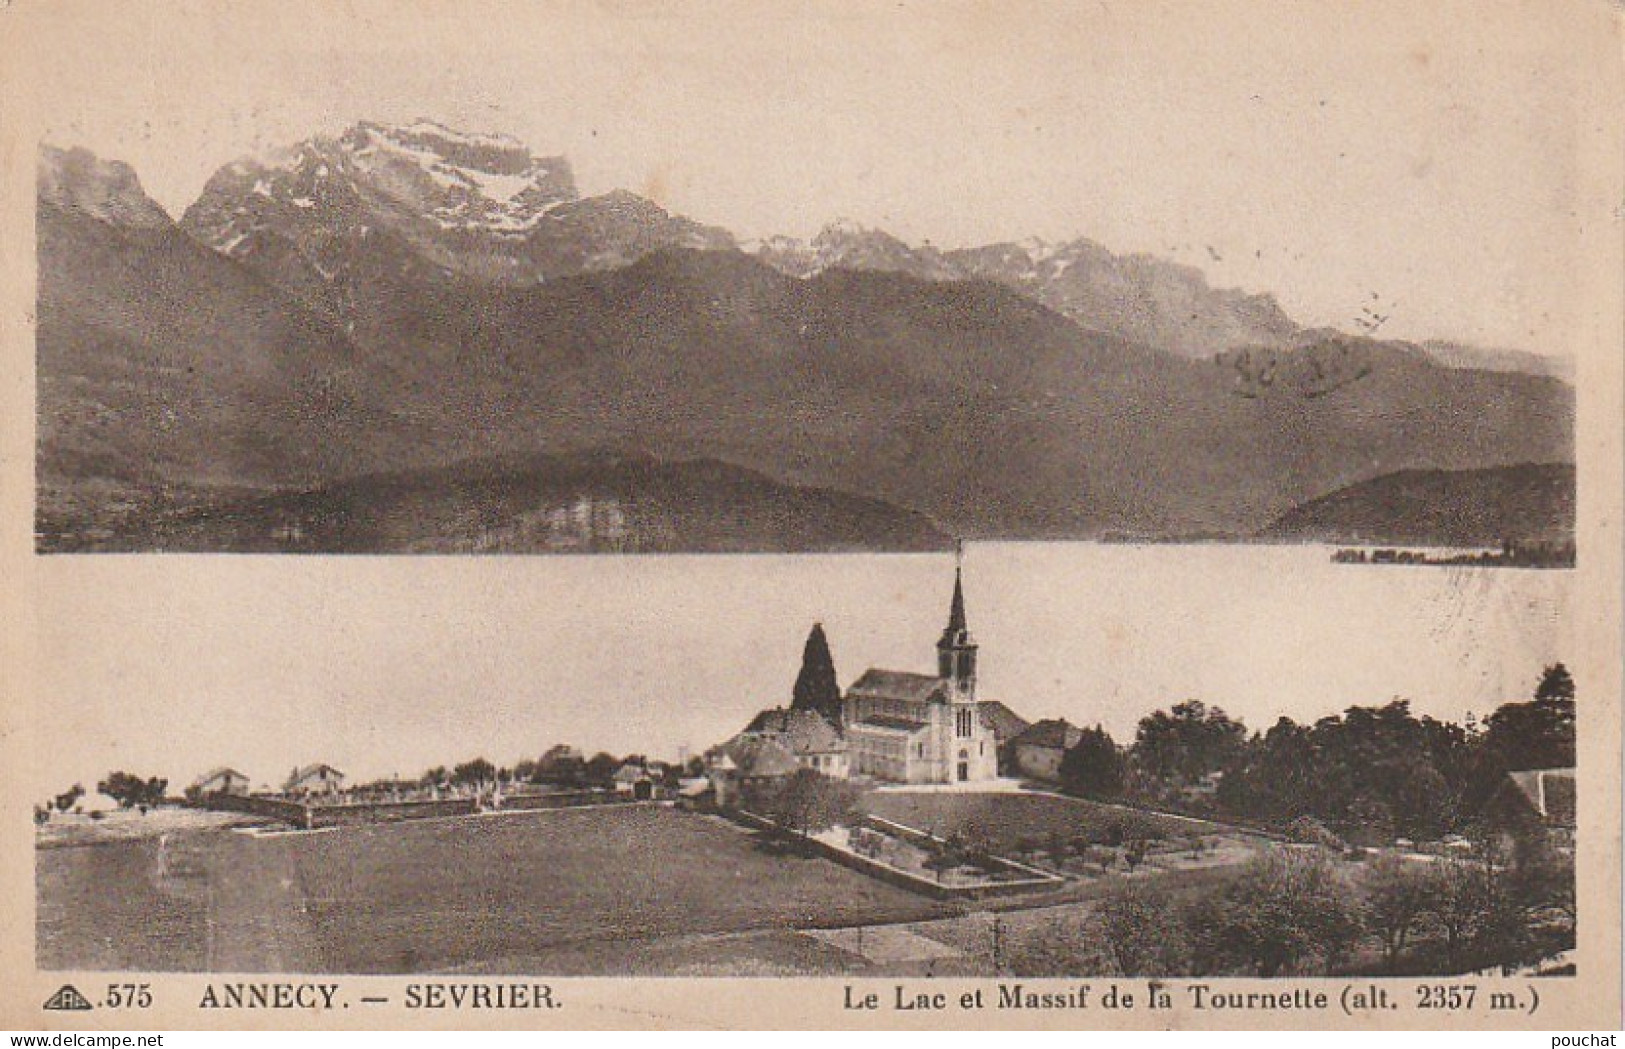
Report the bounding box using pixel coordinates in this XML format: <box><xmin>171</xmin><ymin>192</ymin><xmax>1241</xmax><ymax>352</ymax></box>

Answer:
<box><xmin>42</xmin><ymin>451</ymin><xmax>952</xmax><ymax>554</ymax></box>
<box><xmin>1260</xmin><ymin>463</ymin><xmax>1576</xmax><ymax>547</ymax></box>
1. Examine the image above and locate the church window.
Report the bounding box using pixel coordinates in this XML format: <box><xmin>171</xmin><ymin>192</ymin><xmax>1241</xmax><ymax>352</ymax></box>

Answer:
<box><xmin>956</xmin><ymin>709</ymin><xmax>973</xmax><ymax>737</ymax></box>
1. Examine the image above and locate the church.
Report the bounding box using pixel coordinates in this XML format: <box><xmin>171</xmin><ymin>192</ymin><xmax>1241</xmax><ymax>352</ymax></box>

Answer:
<box><xmin>840</xmin><ymin>562</ymin><xmax>1000</xmax><ymax>783</ymax></box>
<box><xmin>714</xmin><ymin>559</ymin><xmax>1011</xmax><ymax>786</ymax></box>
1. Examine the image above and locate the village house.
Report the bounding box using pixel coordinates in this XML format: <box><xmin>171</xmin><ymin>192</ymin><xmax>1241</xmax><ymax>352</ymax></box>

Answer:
<box><xmin>1009</xmin><ymin>719</ymin><xmax>1085</xmax><ymax>782</ymax></box>
<box><xmin>1484</xmin><ymin>767</ymin><xmax>1576</xmax><ymax>856</ymax></box>
<box><xmin>976</xmin><ymin>699</ymin><xmax>1032</xmax><ymax>775</ymax></box>
<box><xmin>740</xmin><ymin>707</ymin><xmax>850</xmax><ymax>778</ymax></box>
<box><xmin>189</xmin><ymin>767</ymin><xmax>251</xmax><ymax>798</ymax></box>
<box><xmin>705</xmin><ymin>735</ymin><xmax>802</xmax><ymax>807</ymax></box>
<box><xmin>283</xmin><ymin>763</ymin><xmax>345</xmax><ymax>797</ymax></box>
<box><xmin>612</xmin><ymin>762</ymin><xmax>657</xmax><ymax>800</ymax></box>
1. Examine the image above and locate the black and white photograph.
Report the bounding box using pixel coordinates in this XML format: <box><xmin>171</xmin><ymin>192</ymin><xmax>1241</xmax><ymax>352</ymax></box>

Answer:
<box><xmin>4</xmin><ymin>0</ymin><xmax>1621</xmax><ymax>1032</ymax></box>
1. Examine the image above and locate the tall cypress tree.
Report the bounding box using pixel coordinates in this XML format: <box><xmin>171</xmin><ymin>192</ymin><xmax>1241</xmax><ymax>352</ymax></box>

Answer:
<box><xmin>791</xmin><ymin>622</ymin><xmax>843</xmax><ymax>725</ymax></box>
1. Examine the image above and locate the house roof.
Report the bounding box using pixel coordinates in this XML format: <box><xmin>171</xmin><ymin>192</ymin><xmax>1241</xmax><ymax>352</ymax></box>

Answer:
<box><xmin>847</xmin><ymin>669</ymin><xmax>948</xmax><ymax>704</ymax></box>
<box><xmin>1012</xmin><ymin>718</ymin><xmax>1083</xmax><ymax>751</ymax></box>
<box><xmin>850</xmin><ymin>714</ymin><xmax>931</xmax><ymax>735</ymax></box>
<box><xmin>288</xmin><ymin>763</ymin><xmax>343</xmax><ymax>783</ymax></box>
<box><xmin>1505</xmin><ymin>768</ymin><xmax>1576</xmax><ymax>827</ymax></box>
<box><xmin>977</xmin><ymin>700</ymin><xmax>1031</xmax><ymax>742</ymax></box>
<box><xmin>743</xmin><ymin>707</ymin><xmax>847</xmax><ymax>754</ymax></box>
<box><xmin>613</xmin><ymin>763</ymin><xmax>651</xmax><ymax>782</ymax></box>
<box><xmin>190</xmin><ymin>767</ymin><xmax>247</xmax><ymax>789</ymax></box>
<box><xmin>717</xmin><ymin>735</ymin><xmax>800</xmax><ymax>778</ymax></box>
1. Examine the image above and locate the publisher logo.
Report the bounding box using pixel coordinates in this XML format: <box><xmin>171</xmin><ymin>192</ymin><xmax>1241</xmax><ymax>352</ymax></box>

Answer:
<box><xmin>43</xmin><ymin>984</ymin><xmax>94</xmax><ymax>1011</ymax></box>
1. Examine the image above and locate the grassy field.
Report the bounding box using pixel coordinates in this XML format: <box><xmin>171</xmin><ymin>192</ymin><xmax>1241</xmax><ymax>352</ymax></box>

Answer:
<box><xmin>37</xmin><ymin>833</ymin><xmax>216</xmax><ymax>972</ymax></box>
<box><xmin>860</xmin><ymin>790</ymin><xmax>1231</xmax><ymax>854</ymax></box>
<box><xmin>38</xmin><ymin>804</ymin><xmax>949</xmax><ymax>974</ymax></box>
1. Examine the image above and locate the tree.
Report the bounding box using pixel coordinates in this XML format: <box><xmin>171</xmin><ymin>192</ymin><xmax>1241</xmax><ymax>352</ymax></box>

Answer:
<box><xmin>453</xmin><ymin>758</ymin><xmax>497</xmax><ymax>787</ymax></box>
<box><xmin>1513</xmin><ymin>837</ymin><xmax>1576</xmax><ymax>929</ymax></box>
<box><xmin>583</xmin><ymin>752</ymin><xmax>620</xmax><ymax>787</ymax></box>
<box><xmin>1480</xmin><ymin>664</ymin><xmax>1576</xmax><ymax>773</ymax></box>
<box><xmin>1207</xmin><ymin>852</ymin><xmax>1365</xmax><ymax>976</ymax></box>
<box><xmin>1099</xmin><ymin>882</ymin><xmax>1194</xmax><ymax>975</ymax></box>
<box><xmin>1535</xmin><ymin>663</ymin><xmax>1575</xmax><ymax>705</ymax></box>
<box><xmin>790</xmin><ymin>623</ymin><xmax>843</xmax><ymax>725</ymax></box>
<box><xmin>54</xmin><ymin>784</ymin><xmax>84</xmax><ymax>813</ymax></box>
<box><xmin>1220</xmin><ymin>702</ymin><xmax>1473</xmax><ymax>841</ymax></box>
<box><xmin>97</xmin><ymin>772</ymin><xmax>167</xmax><ymax>810</ymax></box>
<box><xmin>536</xmin><ymin>746</ymin><xmax>586</xmax><ymax>786</ymax></box>
<box><xmin>1429</xmin><ymin>858</ymin><xmax>1495</xmax><ymax>971</ymax></box>
<box><xmin>1363</xmin><ymin>855</ymin><xmax>1440</xmax><ymax>972</ymax></box>
<box><xmin>1470</xmin><ymin>850</ymin><xmax>1555</xmax><ymax>974</ymax></box>
<box><xmin>747</xmin><ymin>768</ymin><xmax>860</xmax><ymax>844</ymax></box>
<box><xmin>922</xmin><ymin>830</ymin><xmax>974</xmax><ymax>883</ymax></box>
<box><xmin>1132</xmin><ymin>700</ymin><xmax>1247</xmax><ymax>788</ymax></box>
<box><xmin>1059</xmin><ymin>725</ymin><xmax>1125</xmax><ymax>798</ymax></box>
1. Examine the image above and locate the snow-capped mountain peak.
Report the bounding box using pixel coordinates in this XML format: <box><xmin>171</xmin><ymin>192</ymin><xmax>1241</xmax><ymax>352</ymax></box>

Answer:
<box><xmin>185</xmin><ymin>119</ymin><xmax>582</xmax><ymax>264</ymax></box>
<box><xmin>335</xmin><ymin>120</ymin><xmax>579</xmax><ymax>233</ymax></box>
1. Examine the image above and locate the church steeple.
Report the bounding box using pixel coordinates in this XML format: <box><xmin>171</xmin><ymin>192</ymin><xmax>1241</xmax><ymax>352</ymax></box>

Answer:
<box><xmin>936</xmin><ymin>545</ymin><xmax>977</xmax><ymax>695</ymax></box>
<box><xmin>945</xmin><ymin>565</ymin><xmax>967</xmax><ymax>636</ymax></box>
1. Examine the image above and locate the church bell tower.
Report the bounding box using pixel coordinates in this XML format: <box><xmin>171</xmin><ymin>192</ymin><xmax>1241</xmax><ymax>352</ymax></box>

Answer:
<box><xmin>936</xmin><ymin>548</ymin><xmax>978</xmax><ymax>700</ymax></box>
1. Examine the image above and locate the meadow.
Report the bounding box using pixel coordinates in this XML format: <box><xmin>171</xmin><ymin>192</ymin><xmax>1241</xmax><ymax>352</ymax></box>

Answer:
<box><xmin>37</xmin><ymin>804</ymin><xmax>949</xmax><ymax>974</ymax></box>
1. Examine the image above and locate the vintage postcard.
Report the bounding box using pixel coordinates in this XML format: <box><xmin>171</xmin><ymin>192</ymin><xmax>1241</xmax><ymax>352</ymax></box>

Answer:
<box><xmin>1</xmin><ymin>0</ymin><xmax>1620</xmax><ymax>1032</ymax></box>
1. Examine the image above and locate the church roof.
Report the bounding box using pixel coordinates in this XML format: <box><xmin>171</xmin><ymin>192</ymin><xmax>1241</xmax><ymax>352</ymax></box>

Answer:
<box><xmin>851</xmin><ymin>715</ymin><xmax>931</xmax><ymax>735</ymax></box>
<box><xmin>977</xmin><ymin>701</ymin><xmax>1031</xmax><ymax>742</ymax></box>
<box><xmin>847</xmin><ymin>669</ymin><xmax>948</xmax><ymax>704</ymax></box>
<box><xmin>744</xmin><ymin>707</ymin><xmax>846</xmax><ymax>754</ymax></box>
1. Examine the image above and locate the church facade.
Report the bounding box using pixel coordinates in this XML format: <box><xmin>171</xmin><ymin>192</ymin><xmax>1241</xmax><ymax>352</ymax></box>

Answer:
<box><xmin>840</xmin><ymin>565</ymin><xmax>999</xmax><ymax>784</ymax></box>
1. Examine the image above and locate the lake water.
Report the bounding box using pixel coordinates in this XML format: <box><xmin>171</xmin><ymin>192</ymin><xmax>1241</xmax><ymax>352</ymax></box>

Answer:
<box><xmin>31</xmin><ymin>543</ymin><xmax>1572</xmax><ymax>797</ymax></box>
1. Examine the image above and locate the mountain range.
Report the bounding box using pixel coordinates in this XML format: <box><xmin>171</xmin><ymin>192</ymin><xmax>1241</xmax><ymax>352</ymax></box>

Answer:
<box><xmin>36</xmin><ymin>124</ymin><xmax>1576</xmax><ymax>551</ymax></box>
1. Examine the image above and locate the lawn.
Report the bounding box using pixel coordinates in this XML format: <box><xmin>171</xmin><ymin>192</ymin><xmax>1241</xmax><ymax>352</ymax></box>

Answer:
<box><xmin>37</xmin><ymin>833</ymin><xmax>216</xmax><ymax>972</ymax></box>
<box><xmin>860</xmin><ymin>790</ymin><xmax>1231</xmax><ymax>855</ymax></box>
<box><xmin>38</xmin><ymin>805</ymin><xmax>949</xmax><ymax>974</ymax></box>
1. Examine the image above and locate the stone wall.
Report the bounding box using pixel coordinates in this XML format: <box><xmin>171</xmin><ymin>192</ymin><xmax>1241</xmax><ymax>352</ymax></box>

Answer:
<box><xmin>727</xmin><ymin>809</ymin><xmax>1062</xmax><ymax>900</ymax></box>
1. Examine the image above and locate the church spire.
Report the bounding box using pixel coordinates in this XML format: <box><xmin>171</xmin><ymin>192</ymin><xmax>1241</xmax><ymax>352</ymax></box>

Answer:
<box><xmin>944</xmin><ymin>563</ymin><xmax>967</xmax><ymax>639</ymax></box>
<box><xmin>936</xmin><ymin>544</ymin><xmax>977</xmax><ymax>692</ymax></box>
<box><xmin>941</xmin><ymin>539</ymin><xmax>969</xmax><ymax>643</ymax></box>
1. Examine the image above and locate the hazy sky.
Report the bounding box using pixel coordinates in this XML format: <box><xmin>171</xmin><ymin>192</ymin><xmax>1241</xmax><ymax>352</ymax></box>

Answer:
<box><xmin>22</xmin><ymin>0</ymin><xmax>1592</xmax><ymax>354</ymax></box>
